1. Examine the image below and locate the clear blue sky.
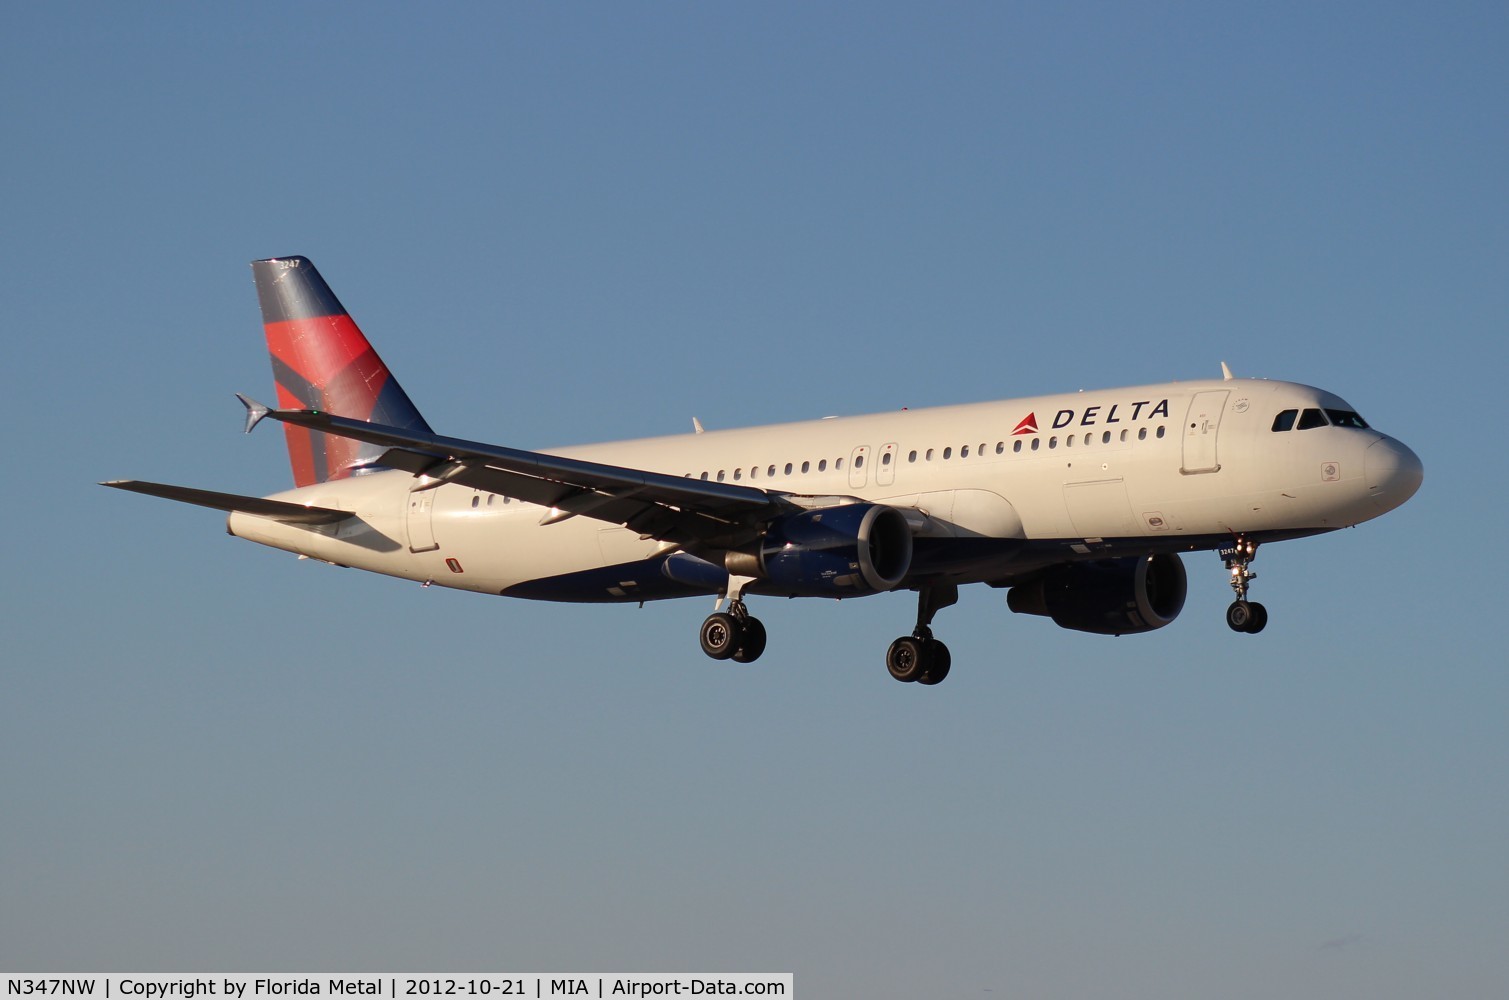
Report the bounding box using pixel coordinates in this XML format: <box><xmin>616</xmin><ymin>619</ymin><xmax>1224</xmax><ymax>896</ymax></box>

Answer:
<box><xmin>3</xmin><ymin>3</ymin><xmax>1505</xmax><ymax>996</ymax></box>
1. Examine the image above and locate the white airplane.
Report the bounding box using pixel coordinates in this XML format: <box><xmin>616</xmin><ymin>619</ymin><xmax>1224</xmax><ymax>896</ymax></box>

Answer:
<box><xmin>106</xmin><ymin>256</ymin><xmax>1423</xmax><ymax>685</ymax></box>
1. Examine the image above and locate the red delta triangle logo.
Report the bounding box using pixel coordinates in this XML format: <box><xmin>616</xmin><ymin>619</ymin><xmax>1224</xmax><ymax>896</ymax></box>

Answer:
<box><xmin>1012</xmin><ymin>412</ymin><xmax>1039</xmax><ymax>435</ymax></box>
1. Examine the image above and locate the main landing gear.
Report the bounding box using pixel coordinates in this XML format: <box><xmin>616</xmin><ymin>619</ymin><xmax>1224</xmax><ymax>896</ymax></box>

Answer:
<box><xmin>1223</xmin><ymin>536</ymin><xmax>1268</xmax><ymax>634</ymax></box>
<box><xmin>699</xmin><ymin>574</ymin><xmax>767</xmax><ymax>663</ymax></box>
<box><xmin>699</xmin><ymin>601</ymin><xmax>767</xmax><ymax>663</ymax></box>
<box><xmin>886</xmin><ymin>583</ymin><xmax>958</xmax><ymax>685</ymax></box>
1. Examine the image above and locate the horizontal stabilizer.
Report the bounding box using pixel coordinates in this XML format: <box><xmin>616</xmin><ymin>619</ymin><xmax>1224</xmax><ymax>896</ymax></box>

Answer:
<box><xmin>101</xmin><ymin>480</ymin><xmax>351</xmax><ymax>525</ymax></box>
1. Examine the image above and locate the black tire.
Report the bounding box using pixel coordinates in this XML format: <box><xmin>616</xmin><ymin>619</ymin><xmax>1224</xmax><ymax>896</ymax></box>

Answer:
<box><xmin>731</xmin><ymin>617</ymin><xmax>767</xmax><ymax>663</ymax></box>
<box><xmin>1245</xmin><ymin>602</ymin><xmax>1268</xmax><ymax>634</ymax></box>
<box><xmin>1226</xmin><ymin>600</ymin><xmax>1253</xmax><ymax>632</ymax></box>
<box><xmin>916</xmin><ymin>640</ymin><xmax>951</xmax><ymax>685</ymax></box>
<box><xmin>700</xmin><ymin>612</ymin><xmax>742</xmax><ymax>660</ymax></box>
<box><xmin>886</xmin><ymin>635</ymin><xmax>930</xmax><ymax>683</ymax></box>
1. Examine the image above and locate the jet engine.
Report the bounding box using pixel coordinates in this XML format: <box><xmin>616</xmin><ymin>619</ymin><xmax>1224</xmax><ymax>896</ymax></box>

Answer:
<box><xmin>741</xmin><ymin>503</ymin><xmax>913</xmax><ymax>597</ymax></box>
<box><xmin>1006</xmin><ymin>553</ymin><xmax>1186</xmax><ymax>635</ymax></box>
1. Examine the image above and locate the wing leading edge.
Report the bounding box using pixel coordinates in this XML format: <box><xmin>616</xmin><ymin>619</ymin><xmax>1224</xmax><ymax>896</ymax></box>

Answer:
<box><xmin>240</xmin><ymin>400</ymin><xmax>793</xmax><ymax>548</ymax></box>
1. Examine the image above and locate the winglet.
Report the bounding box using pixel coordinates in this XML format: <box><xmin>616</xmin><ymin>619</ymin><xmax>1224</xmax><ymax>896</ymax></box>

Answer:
<box><xmin>1220</xmin><ymin>361</ymin><xmax>1234</xmax><ymax>381</ymax></box>
<box><xmin>237</xmin><ymin>393</ymin><xmax>272</xmax><ymax>434</ymax></box>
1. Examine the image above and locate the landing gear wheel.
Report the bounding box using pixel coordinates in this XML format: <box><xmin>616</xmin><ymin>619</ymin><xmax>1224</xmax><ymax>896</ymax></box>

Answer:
<box><xmin>731</xmin><ymin>617</ymin><xmax>767</xmax><ymax>663</ymax></box>
<box><xmin>886</xmin><ymin>636</ymin><xmax>929</xmax><ymax>683</ymax></box>
<box><xmin>1226</xmin><ymin>600</ymin><xmax>1268</xmax><ymax>634</ymax></box>
<box><xmin>700</xmin><ymin>612</ymin><xmax>742</xmax><ymax>660</ymax></box>
<box><xmin>916</xmin><ymin>640</ymin><xmax>951</xmax><ymax>685</ymax></box>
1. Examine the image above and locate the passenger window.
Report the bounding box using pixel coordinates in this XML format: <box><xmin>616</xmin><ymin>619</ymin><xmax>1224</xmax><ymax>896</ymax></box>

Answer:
<box><xmin>818</xmin><ymin>459</ymin><xmax>827</xmax><ymax>472</ymax></box>
<box><xmin>908</xmin><ymin>450</ymin><xmax>917</xmax><ymax>463</ymax></box>
<box><xmin>1049</xmin><ymin>437</ymin><xmax>1057</xmax><ymax>449</ymax></box>
<box><xmin>801</xmin><ymin>461</ymin><xmax>810</xmax><ymax>473</ymax></box>
<box><xmin>1013</xmin><ymin>440</ymin><xmax>1022</xmax><ymax>453</ymax></box>
<box><xmin>996</xmin><ymin>442</ymin><xmax>1004</xmax><ymax>455</ymax></box>
<box><xmin>1101</xmin><ymin>431</ymin><xmax>1111</xmax><ymax>444</ymax></box>
<box><xmin>1156</xmin><ymin>426</ymin><xmax>1165</xmax><ymax>438</ymax></box>
<box><xmin>1272</xmin><ymin>409</ymin><xmax>1298</xmax><ymax>432</ymax></box>
<box><xmin>882</xmin><ymin>452</ymin><xmax>892</xmax><ymax>465</ymax></box>
<box><xmin>1120</xmin><ymin>429</ymin><xmax>1129</xmax><ymax>442</ymax></box>
<box><xmin>768</xmin><ymin>465</ymin><xmax>776</xmax><ymax>477</ymax></box>
<box><xmin>700</xmin><ymin>472</ymin><xmax>709</xmax><ymax>480</ymax></box>
<box><xmin>943</xmin><ymin>447</ymin><xmax>952</xmax><ymax>459</ymax></box>
<box><xmin>733</xmin><ymin>468</ymin><xmax>742</xmax><ymax>480</ymax></box>
<box><xmin>926</xmin><ymin>448</ymin><xmax>934</xmax><ymax>461</ymax></box>
<box><xmin>855</xmin><ymin>455</ymin><xmax>865</xmax><ymax>468</ymax></box>
<box><xmin>784</xmin><ymin>463</ymin><xmax>793</xmax><ymax>475</ymax></box>
<box><xmin>717</xmin><ymin>470</ymin><xmax>725</xmax><ymax>482</ymax></box>
<box><xmin>1297</xmin><ymin>408</ymin><xmax>1329</xmax><ymax>430</ymax></box>
<box><xmin>1138</xmin><ymin>428</ymin><xmax>1147</xmax><ymax>440</ymax></box>
<box><xmin>836</xmin><ymin>458</ymin><xmax>844</xmax><ymax>470</ymax></box>
<box><xmin>471</xmin><ymin>495</ymin><xmax>479</xmax><ymax>508</ymax></box>
<box><xmin>1031</xmin><ymin>438</ymin><xmax>1040</xmax><ymax>451</ymax></box>
<box><xmin>961</xmin><ymin>445</ymin><xmax>970</xmax><ymax>458</ymax></box>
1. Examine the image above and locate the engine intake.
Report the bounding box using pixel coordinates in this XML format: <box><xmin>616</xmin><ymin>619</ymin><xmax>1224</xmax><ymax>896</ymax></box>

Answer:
<box><xmin>1007</xmin><ymin>553</ymin><xmax>1187</xmax><ymax>635</ymax></box>
<box><xmin>754</xmin><ymin>503</ymin><xmax>913</xmax><ymax>596</ymax></box>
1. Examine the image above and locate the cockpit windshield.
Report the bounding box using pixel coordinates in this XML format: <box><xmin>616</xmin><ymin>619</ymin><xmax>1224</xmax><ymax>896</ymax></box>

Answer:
<box><xmin>1272</xmin><ymin>407</ymin><xmax>1370</xmax><ymax>431</ymax></box>
<box><xmin>1325</xmin><ymin>409</ymin><xmax>1369</xmax><ymax>429</ymax></box>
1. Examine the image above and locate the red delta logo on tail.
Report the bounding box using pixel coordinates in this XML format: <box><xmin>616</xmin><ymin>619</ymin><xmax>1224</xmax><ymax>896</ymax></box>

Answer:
<box><xmin>252</xmin><ymin>257</ymin><xmax>432</xmax><ymax>487</ymax></box>
<box><xmin>1012</xmin><ymin>412</ymin><xmax>1039</xmax><ymax>435</ymax></box>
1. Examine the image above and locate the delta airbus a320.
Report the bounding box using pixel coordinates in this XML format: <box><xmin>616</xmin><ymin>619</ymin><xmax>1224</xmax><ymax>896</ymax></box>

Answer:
<box><xmin>106</xmin><ymin>256</ymin><xmax>1423</xmax><ymax>685</ymax></box>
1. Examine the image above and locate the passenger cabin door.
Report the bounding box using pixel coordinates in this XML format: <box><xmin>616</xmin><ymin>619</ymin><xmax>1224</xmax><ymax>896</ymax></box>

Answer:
<box><xmin>406</xmin><ymin>490</ymin><xmax>440</xmax><ymax>552</ymax></box>
<box><xmin>1181</xmin><ymin>390</ymin><xmax>1229</xmax><ymax>474</ymax></box>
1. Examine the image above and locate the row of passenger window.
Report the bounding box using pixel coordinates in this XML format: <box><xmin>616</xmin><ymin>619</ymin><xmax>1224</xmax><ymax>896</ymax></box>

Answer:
<box><xmin>1271</xmin><ymin>408</ymin><xmax>1370</xmax><ymax>432</ymax></box>
<box><xmin>687</xmin><ymin>425</ymin><xmax>1168</xmax><ymax>483</ymax></box>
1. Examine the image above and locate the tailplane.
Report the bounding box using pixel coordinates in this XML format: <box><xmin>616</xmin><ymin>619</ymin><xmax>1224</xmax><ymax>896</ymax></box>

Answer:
<box><xmin>251</xmin><ymin>256</ymin><xmax>433</xmax><ymax>486</ymax></box>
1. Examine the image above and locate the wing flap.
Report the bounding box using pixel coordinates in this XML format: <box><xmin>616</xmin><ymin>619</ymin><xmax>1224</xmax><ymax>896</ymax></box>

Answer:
<box><xmin>102</xmin><ymin>480</ymin><xmax>352</xmax><ymax>525</ymax></box>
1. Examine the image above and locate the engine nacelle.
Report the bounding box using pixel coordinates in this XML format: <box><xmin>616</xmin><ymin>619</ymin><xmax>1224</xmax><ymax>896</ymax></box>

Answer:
<box><xmin>1007</xmin><ymin>553</ymin><xmax>1187</xmax><ymax>635</ymax></box>
<box><xmin>755</xmin><ymin>503</ymin><xmax>913</xmax><ymax>596</ymax></box>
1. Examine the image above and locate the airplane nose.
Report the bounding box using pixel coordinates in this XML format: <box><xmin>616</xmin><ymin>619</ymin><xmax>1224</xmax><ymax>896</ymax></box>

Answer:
<box><xmin>1364</xmin><ymin>437</ymin><xmax>1424</xmax><ymax>512</ymax></box>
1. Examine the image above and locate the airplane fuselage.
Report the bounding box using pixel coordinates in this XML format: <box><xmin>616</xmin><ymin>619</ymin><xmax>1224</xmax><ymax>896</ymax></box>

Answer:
<box><xmin>229</xmin><ymin>376</ymin><xmax>1419</xmax><ymax>603</ymax></box>
<box><xmin>109</xmin><ymin>255</ymin><xmax>1423</xmax><ymax>683</ymax></box>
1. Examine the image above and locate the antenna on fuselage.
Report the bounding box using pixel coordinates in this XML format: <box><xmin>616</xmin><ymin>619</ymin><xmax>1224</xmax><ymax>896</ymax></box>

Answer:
<box><xmin>1221</xmin><ymin>361</ymin><xmax>1235</xmax><ymax>381</ymax></box>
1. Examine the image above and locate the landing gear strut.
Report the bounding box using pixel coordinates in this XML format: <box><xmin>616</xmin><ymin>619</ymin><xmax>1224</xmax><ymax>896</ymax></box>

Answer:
<box><xmin>699</xmin><ymin>575</ymin><xmax>767</xmax><ymax>663</ymax></box>
<box><xmin>1223</xmin><ymin>536</ymin><xmax>1268</xmax><ymax>634</ymax></box>
<box><xmin>886</xmin><ymin>583</ymin><xmax>957</xmax><ymax>684</ymax></box>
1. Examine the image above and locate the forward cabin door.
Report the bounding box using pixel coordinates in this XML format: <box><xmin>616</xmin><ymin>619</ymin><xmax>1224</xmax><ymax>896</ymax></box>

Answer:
<box><xmin>1181</xmin><ymin>390</ymin><xmax>1229</xmax><ymax>474</ymax></box>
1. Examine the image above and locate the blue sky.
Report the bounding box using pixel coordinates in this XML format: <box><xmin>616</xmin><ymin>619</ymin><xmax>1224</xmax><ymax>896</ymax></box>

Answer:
<box><xmin>3</xmin><ymin>3</ymin><xmax>1505</xmax><ymax>996</ymax></box>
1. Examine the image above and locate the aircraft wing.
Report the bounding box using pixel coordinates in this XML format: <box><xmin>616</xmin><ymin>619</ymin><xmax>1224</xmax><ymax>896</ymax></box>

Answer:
<box><xmin>242</xmin><ymin>399</ymin><xmax>792</xmax><ymax>548</ymax></box>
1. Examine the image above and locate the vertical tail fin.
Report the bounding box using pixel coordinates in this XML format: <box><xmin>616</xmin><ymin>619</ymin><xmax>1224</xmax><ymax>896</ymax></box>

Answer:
<box><xmin>251</xmin><ymin>256</ymin><xmax>433</xmax><ymax>487</ymax></box>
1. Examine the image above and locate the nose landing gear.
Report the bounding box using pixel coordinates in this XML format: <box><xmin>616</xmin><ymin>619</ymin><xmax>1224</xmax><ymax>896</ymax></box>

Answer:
<box><xmin>1222</xmin><ymin>537</ymin><xmax>1268</xmax><ymax>634</ymax></box>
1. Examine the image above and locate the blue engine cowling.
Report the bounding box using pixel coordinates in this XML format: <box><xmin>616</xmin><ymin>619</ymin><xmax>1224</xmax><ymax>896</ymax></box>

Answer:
<box><xmin>1006</xmin><ymin>553</ymin><xmax>1187</xmax><ymax>635</ymax></box>
<box><xmin>758</xmin><ymin>503</ymin><xmax>913</xmax><ymax>596</ymax></box>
